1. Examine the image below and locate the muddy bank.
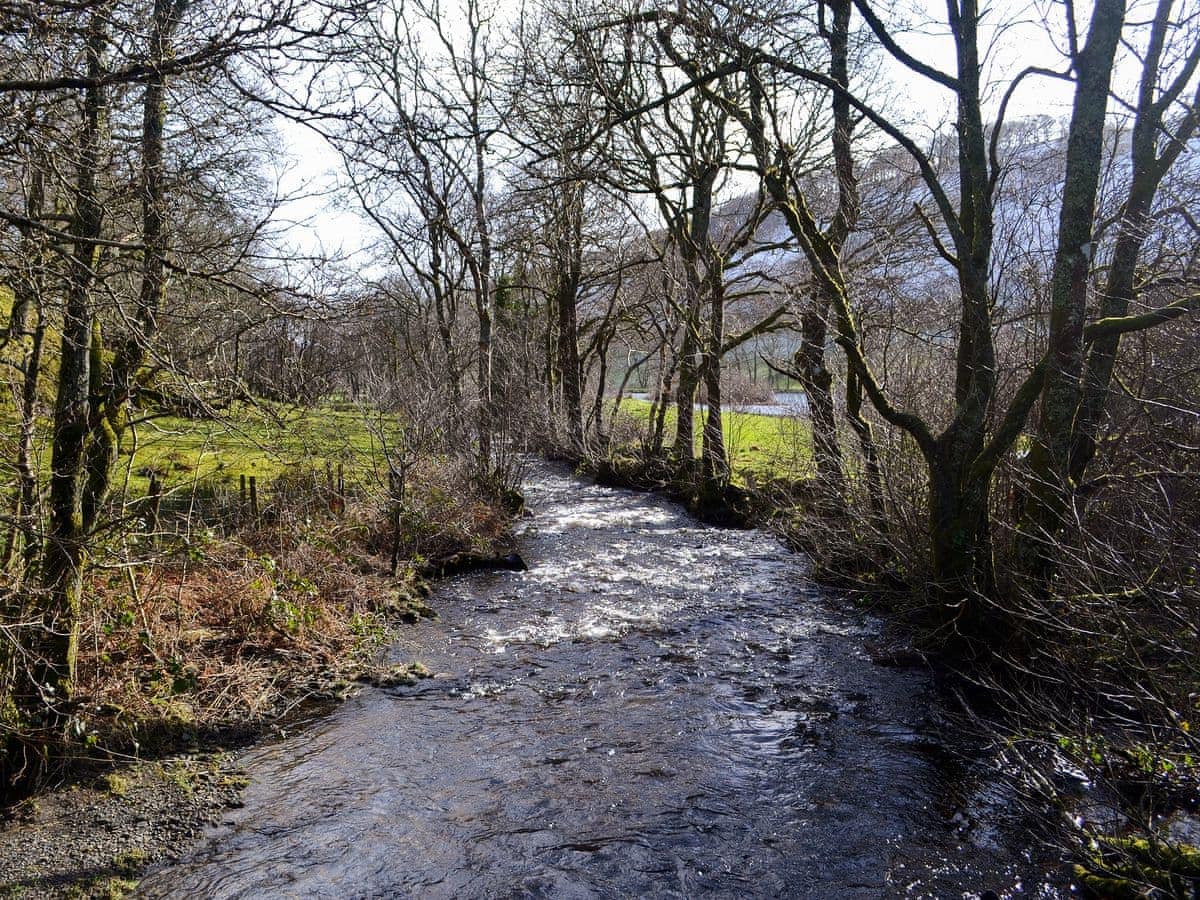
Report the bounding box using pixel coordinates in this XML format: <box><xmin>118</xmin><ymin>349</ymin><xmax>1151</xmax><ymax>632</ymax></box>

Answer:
<box><xmin>0</xmin><ymin>500</ymin><xmax>518</xmax><ymax>898</ymax></box>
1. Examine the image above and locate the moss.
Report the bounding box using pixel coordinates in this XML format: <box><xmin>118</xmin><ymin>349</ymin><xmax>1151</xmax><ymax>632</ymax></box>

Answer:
<box><xmin>98</xmin><ymin>877</ymin><xmax>139</xmax><ymax>899</ymax></box>
<box><xmin>111</xmin><ymin>849</ymin><xmax>146</xmax><ymax>874</ymax></box>
<box><xmin>159</xmin><ymin>759</ymin><xmax>197</xmax><ymax>796</ymax></box>
<box><xmin>64</xmin><ymin>875</ymin><xmax>138</xmax><ymax>900</ymax></box>
<box><xmin>1076</xmin><ymin>835</ymin><xmax>1200</xmax><ymax>898</ymax></box>
<box><xmin>97</xmin><ymin>772</ymin><xmax>130</xmax><ymax>797</ymax></box>
<box><xmin>359</xmin><ymin>661</ymin><xmax>434</xmax><ymax>688</ymax></box>
<box><xmin>219</xmin><ymin>772</ymin><xmax>250</xmax><ymax>790</ymax></box>
<box><xmin>385</xmin><ymin>583</ymin><xmax>438</xmax><ymax>624</ymax></box>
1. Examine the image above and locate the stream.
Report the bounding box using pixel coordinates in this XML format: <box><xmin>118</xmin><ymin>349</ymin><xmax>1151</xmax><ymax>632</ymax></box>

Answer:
<box><xmin>138</xmin><ymin>464</ymin><xmax>1063</xmax><ymax>898</ymax></box>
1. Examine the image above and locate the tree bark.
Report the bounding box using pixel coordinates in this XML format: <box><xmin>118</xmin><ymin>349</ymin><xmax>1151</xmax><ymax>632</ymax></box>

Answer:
<box><xmin>1070</xmin><ymin>0</ymin><xmax>1198</xmax><ymax>485</ymax></box>
<box><xmin>1018</xmin><ymin>0</ymin><xmax>1126</xmax><ymax>565</ymax></box>
<box><xmin>2</xmin><ymin>161</ymin><xmax>47</xmax><ymax>580</ymax></box>
<box><xmin>700</xmin><ymin>266</ymin><xmax>729</xmax><ymax>484</ymax></box>
<box><xmin>794</xmin><ymin>301</ymin><xmax>845</xmax><ymax>512</ymax></box>
<box><xmin>40</xmin><ymin>10</ymin><xmax>108</xmax><ymax>728</ymax></box>
<box><xmin>554</xmin><ymin>202</ymin><xmax>584</xmax><ymax>451</ymax></box>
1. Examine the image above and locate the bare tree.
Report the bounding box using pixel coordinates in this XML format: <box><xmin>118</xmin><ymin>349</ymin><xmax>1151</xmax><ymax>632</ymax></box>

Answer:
<box><xmin>332</xmin><ymin>0</ymin><xmax>509</xmax><ymax>473</ymax></box>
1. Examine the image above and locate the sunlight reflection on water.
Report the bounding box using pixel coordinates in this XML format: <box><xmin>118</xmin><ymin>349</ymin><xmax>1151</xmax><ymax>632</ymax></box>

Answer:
<box><xmin>139</xmin><ymin>462</ymin><xmax>1065</xmax><ymax>900</ymax></box>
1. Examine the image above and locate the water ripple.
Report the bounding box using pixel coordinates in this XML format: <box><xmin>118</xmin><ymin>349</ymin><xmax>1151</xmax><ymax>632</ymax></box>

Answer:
<box><xmin>139</xmin><ymin>463</ymin><xmax>1063</xmax><ymax>899</ymax></box>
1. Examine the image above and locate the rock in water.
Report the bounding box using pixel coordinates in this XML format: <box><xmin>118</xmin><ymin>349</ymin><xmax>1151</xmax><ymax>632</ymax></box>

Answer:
<box><xmin>500</xmin><ymin>552</ymin><xmax>528</xmax><ymax>571</ymax></box>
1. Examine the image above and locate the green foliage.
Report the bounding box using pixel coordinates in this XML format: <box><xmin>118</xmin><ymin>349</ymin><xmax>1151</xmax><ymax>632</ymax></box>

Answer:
<box><xmin>96</xmin><ymin>772</ymin><xmax>130</xmax><ymax>797</ymax></box>
<box><xmin>1075</xmin><ymin>835</ymin><xmax>1200</xmax><ymax>898</ymax></box>
<box><xmin>266</xmin><ymin>594</ymin><xmax>318</xmax><ymax>634</ymax></box>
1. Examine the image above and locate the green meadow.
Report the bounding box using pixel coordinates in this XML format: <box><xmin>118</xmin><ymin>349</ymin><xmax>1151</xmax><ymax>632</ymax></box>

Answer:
<box><xmin>1</xmin><ymin>393</ymin><xmax>401</xmax><ymax>502</ymax></box>
<box><xmin>612</xmin><ymin>398</ymin><xmax>813</xmax><ymax>484</ymax></box>
<box><xmin>116</xmin><ymin>403</ymin><xmax>400</xmax><ymax>494</ymax></box>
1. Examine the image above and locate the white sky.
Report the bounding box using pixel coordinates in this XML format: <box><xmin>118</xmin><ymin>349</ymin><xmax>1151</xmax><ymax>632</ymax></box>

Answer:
<box><xmin>269</xmin><ymin>0</ymin><xmax>1115</xmax><ymax>265</ymax></box>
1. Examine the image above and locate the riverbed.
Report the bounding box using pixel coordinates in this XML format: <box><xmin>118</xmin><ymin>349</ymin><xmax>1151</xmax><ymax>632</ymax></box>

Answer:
<box><xmin>138</xmin><ymin>464</ymin><xmax>1063</xmax><ymax>898</ymax></box>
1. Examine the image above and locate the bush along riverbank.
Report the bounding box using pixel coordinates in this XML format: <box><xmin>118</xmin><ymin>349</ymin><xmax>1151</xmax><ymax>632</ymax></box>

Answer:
<box><xmin>0</xmin><ymin>448</ymin><xmax>522</xmax><ymax>899</ymax></box>
<box><xmin>577</xmin><ymin>423</ymin><xmax>1200</xmax><ymax>898</ymax></box>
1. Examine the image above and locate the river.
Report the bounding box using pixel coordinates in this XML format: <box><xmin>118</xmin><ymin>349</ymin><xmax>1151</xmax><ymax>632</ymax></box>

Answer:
<box><xmin>137</xmin><ymin>464</ymin><xmax>1063</xmax><ymax>898</ymax></box>
<box><xmin>625</xmin><ymin>391</ymin><xmax>810</xmax><ymax>418</ymax></box>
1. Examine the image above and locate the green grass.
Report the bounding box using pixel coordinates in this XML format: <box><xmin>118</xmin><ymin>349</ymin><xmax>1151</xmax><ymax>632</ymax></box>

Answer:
<box><xmin>0</xmin><ymin>394</ymin><xmax>401</xmax><ymax>501</ymax></box>
<box><xmin>2</xmin><ymin>290</ymin><xmax>399</xmax><ymax>497</ymax></box>
<box><xmin>614</xmin><ymin>398</ymin><xmax>813</xmax><ymax>484</ymax></box>
<box><xmin>120</xmin><ymin>402</ymin><xmax>400</xmax><ymax>495</ymax></box>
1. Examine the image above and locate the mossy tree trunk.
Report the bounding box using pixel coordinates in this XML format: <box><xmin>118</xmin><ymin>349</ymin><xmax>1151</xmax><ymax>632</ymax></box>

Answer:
<box><xmin>793</xmin><ymin>301</ymin><xmax>845</xmax><ymax>512</ymax></box>
<box><xmin>1070</xmin><ymin>1</ymin><xmax>1200</xmax><ymax>485</ymax></box>
<box><xmin>700</xmin><ymin>261</ymin><xmax>729</xmax><ymax>485</ymax></box>
<box><xmin>81</xmin><ymin>0</ymin><xmax>188</xmax><ymax>528</ymax></box>
<box><xmin>649</xmin><ymin>326</ymin><xmax>678</xmax><ymax>457</ymax></box>
<box><xmin>2</xmin><ymin>158</ymin><xmax>48</xmax><ymax>580</ymax></box>
<box><xmin>845</xmin><ymin>367</ymin><xmax>886</xmax><ymax>527</ymax></box>
<box><xmin>38</xmin><ymin>11</ymin><xmax>108</xmax><ymax>742</ymax></box>
<box><xmin>1018</xmin><ymin>0</ymin><xmax>1126</xmax><ymax>574</ymax></box>
<box><xmin>670</xmin><ymin>259</ymin><xmax>703</xmax><ymax>474</ymax></box>
<box><xmin>553</xmin><ymin>173</ymin><xmax>585</xmax><ymax>452</ymax></box>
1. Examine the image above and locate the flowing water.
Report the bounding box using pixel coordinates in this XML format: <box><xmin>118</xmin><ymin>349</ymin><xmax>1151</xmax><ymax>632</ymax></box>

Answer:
<box><xmin>138</xmin><ymin>465</ymin><xmax>1064</xmax><ymax>898</ymax></box>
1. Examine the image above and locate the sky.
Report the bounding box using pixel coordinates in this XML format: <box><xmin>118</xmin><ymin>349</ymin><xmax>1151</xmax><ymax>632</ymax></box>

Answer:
<box><xmin>268</xmin><ymin>0</ymin><xmax>1111</xmax><ymax>267</ymax></box>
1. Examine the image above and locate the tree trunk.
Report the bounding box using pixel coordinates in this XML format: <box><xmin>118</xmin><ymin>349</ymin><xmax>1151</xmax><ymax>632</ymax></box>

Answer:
<box><xmin>1070</xmin><ymin>0</ymin><xmax>1194</xmax><ymax>485</ymax></box>
<box><xmin>555</xmin><ymin>261</ymin><xmax>583</xmax><ymax>452</ymax></box>
<box><xmin>700</xmin><ymin>269</ymin><xmax>729</xmax><ymax>483</ymax></box>
<box><xmin>650</xmin><ymin>341</ymin><xmax>677</xmax><ymax>457</ymax></box>
<box><xmin>2</xmin><ymin>163</ymin><xmax>47</xmax><ymax>579</ymax></box>
<box><xmin>589</xmin><ymin>326</ymin><xmax>612</xmax><ymax>450</ymax></box>
<box><xmin>671</xmin><ymin>297</ymin><xmax>701</xmax><ymax>473</ymax></box>
<box><xmin>672</xmin><ymin>165</ymin><xmax>718</xmax><ymax>480</ymax></box>
<box><xmin>476</xmin><ymin>309</ymin><xmax>493</xmax><ymax>468</ymax></box>
<box><xmin>927</xmin><ymin>449</ymin><xmax>993</xmax><ymax>617</ymax></box>
<box><xmin>845</xmin><ymin>367</ymin><xmax>886</xmax><ymax>527</ymax></box>
<box><xmin>1018</xmin><ymin>0</ymin><xmax>1126</xmax><ymax>566</ymax></box>
<box><xmin>429</xmin><ymin>224</ymin><xmax>464</xmax><ymax>414</ymax></box>
<box><xmin>794</xmin><ymin>301</ymin><xmax>845</xmax><ymax>513</ymax></box>
<box><xmin>40</xmin><ymin>14</ymin><xmax>107</xmax><ymax>722</ymax></box>
<box><xmin>473</xmin><ymin>101</ymin><xmax>494</xmax><ymax>474</ymax></box>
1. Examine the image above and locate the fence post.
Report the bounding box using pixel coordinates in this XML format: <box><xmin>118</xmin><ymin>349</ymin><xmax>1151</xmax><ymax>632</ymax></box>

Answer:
<box><xmin>147</xmin><ymin>473</ymin><xmax>163</xmax><ymax>543</ymax></box>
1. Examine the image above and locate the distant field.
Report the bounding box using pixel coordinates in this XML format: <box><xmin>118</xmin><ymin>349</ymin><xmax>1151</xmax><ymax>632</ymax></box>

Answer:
<box><xmin>0</xmin><ymin>395</ymin><xmax>401</xmax><ymax>501</ymax></box>
<box><xmin>612</xmin><ymin>398</ymin><xmax>813</xmax><ymax>484</ymax></box>
<box><xmin>1</xmin><ymin>298</ymin><xmax>397</xmax><ymax>497</ymax></box>
<box><xmin>118</xmin><ymin>403</ymin><xmax>401</xmax><ymax>495</ymax></box>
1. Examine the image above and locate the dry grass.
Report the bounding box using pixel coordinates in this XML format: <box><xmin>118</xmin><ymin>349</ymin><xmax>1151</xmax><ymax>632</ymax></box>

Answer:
<box><xmin>67</xmin><ymin>455</ymin><xmax>513</xmax><ymax>759</ymax></box>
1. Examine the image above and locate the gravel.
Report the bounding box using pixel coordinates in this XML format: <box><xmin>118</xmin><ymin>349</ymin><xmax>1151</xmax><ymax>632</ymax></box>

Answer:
<box><xmin>0</xmin><ymin>753</ymin><xmax>249</xmax><ymax>899</ymax></box>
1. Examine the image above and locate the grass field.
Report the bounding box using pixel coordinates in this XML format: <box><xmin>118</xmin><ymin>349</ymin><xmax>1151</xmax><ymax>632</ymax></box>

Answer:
<box><xmin>2</xmin><ymin>293</ymin><xmax>401</xmax><ymax>499</ymax></box>
<box><xmin>1</xmin><ymin>394</ymin><xmax>403</xmax><ymax>503</ymax></box>
<box><xmin>612</xmin><ymin>398</ymin><xmax>813</xmax><ymax>484</ymax></box>
<box><xmin>120</xmin><ymin>403</ymin><xmax>400</xmax><ymax>494</ymax></box>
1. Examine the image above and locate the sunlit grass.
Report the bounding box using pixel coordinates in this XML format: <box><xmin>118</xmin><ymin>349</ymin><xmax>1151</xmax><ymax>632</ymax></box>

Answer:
<box><xmin>0</xmin><ymin>392</ymin><xmax>400</xmax><ymax>500</ymax></box>
<box><xmin>613</xmin><ymin>398</ymin><xmax>813</xmax><ymax>484</ymax></box>
<box><xmin>120</xmin><ymin>402</ymin><xmax>400</xmax><ymax>495</ymax></box>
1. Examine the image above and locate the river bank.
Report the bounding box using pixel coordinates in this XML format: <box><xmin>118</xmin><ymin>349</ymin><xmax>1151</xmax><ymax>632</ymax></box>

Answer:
<box><xmin>135</xmin><ymin>462</ymin><xmax>1066</xmax><ymax>898</ymax></box>
<box><xmin>0</xmin><ymin>454</ymin><xmax>520</xmax><ymax>898</ymax></box>
<box><xmin>0</xmin><ymin>750</ymin><xmax>251</xmax><ymax>899</ymax></box>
